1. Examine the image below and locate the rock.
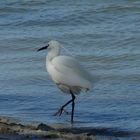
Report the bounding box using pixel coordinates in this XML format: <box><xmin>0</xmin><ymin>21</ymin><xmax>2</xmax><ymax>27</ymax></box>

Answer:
<box><xmin>36</xmin><ymin>123</ymin><xmax>54</xmax><ymax>131</ymax></box>
<box><xmin>0</xmin><ymin>116</ymin><xmax>19</xmax><ymax>124</ymax></box>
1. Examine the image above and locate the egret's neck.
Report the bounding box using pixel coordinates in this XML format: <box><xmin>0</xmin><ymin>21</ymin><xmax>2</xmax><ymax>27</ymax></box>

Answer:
<box><xmin>47</xmin><ymin>47</ymin><xmax>60</xmax><ymax>62</ymax></box>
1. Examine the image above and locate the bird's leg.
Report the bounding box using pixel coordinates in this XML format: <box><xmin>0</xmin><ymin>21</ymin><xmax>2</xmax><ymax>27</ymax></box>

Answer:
<box><xmin>70</xmin><ymin>90</ymin><xmax>75</xmax><ymax>124</ymax></box>
<box><xmin>53</xmin><ymin>98</ymin><xmax>73</xmax><ymax>116</ymax></box>
<box><xmin>54</xmin><ymin>90</ymin><xmax>76</xmax><ymax>123</ymax></box>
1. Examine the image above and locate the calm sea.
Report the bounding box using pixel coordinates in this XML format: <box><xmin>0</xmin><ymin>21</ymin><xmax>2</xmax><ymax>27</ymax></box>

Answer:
<box><xmin>0</xmin><ymin>0</ymin><xmax>140</xmax><ymax>138</ymax></box>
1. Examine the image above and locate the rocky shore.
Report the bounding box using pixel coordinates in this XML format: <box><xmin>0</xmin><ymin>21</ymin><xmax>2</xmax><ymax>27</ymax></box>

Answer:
<box><xmin>0</xmin><ymin>116</ymin><xmax>139</xmax><ymax>140</ymax></box>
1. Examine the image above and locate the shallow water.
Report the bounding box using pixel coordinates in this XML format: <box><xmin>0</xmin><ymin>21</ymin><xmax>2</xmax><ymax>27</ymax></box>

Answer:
<box><xmin>0</xmin><ymin>0</ymin><xmax>140</xmax><ymax>135</ymax></box>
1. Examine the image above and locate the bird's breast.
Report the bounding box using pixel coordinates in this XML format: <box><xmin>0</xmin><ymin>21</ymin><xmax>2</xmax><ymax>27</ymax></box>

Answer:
<box><xmin>46</xmin><ymin>61</ymin><xmax>58</xmax><ymax>84</ymax></box>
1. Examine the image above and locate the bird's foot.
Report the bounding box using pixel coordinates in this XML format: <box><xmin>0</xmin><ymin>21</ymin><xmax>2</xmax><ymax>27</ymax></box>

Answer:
<box><xmin>53</xmin><ymin>108</ymin><xmax>70</xmax><ymax>116</ymax></box>
<box><xmin>53</xmin><ymin>108</ymin><xmax>64</xmax><ymax>116</ymax></box>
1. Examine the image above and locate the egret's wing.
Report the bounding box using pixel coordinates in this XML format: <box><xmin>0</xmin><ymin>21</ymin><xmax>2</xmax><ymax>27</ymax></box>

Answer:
<box><xmin>52</xmin><ymin>56</ymin><xmax>93</xmax><ymax>84</ymax></box>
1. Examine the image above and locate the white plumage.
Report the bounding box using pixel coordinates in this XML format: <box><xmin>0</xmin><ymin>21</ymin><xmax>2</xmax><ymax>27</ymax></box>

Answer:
<box><xmin>38</xmin><ymin>40</ymin><xmax>93</xmax><ymax>123</ymax></box>
<box><xmin>47</xmin><ymin>55</ymin><xmax>93</xmax><ymax>93</ymax></box>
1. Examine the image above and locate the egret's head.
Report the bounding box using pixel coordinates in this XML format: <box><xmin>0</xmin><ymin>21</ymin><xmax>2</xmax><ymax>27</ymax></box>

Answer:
<box><xmin>37</xmin><ymin>40</ymin><xmax>61</xmax><ymax>52</ymax></box>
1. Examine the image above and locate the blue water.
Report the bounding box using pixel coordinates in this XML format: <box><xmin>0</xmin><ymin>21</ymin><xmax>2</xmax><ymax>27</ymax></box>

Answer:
<box><xmin>0</xmin><ymin>0</ymin><xmax>140</xmax><ymax>137</ymax></box>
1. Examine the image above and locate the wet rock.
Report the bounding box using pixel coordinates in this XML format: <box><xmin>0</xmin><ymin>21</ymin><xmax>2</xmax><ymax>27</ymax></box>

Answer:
<box><xmin>44</xmin><ymin>131</ymin><xmax>60</xmax><ymax>139</ymax></box>
<box><xmin>1</xmin><ymin>116</ymin><xmax>124</xmax><ymax>140</ymax></box>
<box><xmin>36</xmin><ymin>123</ymin><xmax>55</xmax><ymax>131</ymax></box>
<box><xmin>0</xmin><ymin>116</ymin><xmax>19</xmax><ymax>124</ymax></box>
<box><xmin>0</xmin><ymin>125</ymin><xmax>17</xmax><ymax>135</ymax></box>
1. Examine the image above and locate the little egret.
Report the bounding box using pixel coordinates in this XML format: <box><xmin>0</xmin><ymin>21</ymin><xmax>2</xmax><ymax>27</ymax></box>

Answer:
<box><xmin>37</xmin><ymin>40</ymin><xmax>93</xmax><ymax>123</ymax></box>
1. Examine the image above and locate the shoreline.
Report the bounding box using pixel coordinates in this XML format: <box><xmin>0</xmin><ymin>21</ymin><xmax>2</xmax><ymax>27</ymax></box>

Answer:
<box><xmin>0</xmin><ymin>116</ymin><xmax>140</xmax><ymax>140</ymax></box>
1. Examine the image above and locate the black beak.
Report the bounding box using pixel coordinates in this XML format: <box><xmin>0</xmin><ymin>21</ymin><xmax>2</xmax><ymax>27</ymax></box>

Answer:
<box><xmin>37</xmin><ymin>45</ymin><xmax>49</xmax><ymax>52</ymax></box>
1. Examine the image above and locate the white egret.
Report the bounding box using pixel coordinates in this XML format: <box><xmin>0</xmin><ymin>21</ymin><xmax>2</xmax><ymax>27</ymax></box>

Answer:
<box><xmin>37</xmin><ymin>40</ymin><xmax>93</xmax><ymax>123</ymax></box>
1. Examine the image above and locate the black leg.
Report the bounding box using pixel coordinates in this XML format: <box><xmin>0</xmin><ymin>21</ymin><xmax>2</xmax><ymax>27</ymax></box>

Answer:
<box><xmin>70</xmin><ymin>90</ymin><xmax>75</xmax><ymax>123</ymax></box>
<box><xmin>54</xmin><ymin>90</ymin><xmax>76</xmax><ymax>123</ymax></box>
<box><xmin>54</xmin><ymin>98</ymin><xmax>73</xmax><ymax>116</ymax></box>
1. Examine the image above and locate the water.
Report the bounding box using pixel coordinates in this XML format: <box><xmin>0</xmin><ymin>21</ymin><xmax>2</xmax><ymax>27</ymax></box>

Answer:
<box><xmin>0</xmin><ymin>0</ymin><xmax>140</xmax><ymax>138</ymax></box>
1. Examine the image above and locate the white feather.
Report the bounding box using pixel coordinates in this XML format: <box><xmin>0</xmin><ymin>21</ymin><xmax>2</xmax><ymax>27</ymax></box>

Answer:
<box><xmin>45</xmin><ymin>40</ymin><xmax>93</xmax><ymax>94</ymax></box>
